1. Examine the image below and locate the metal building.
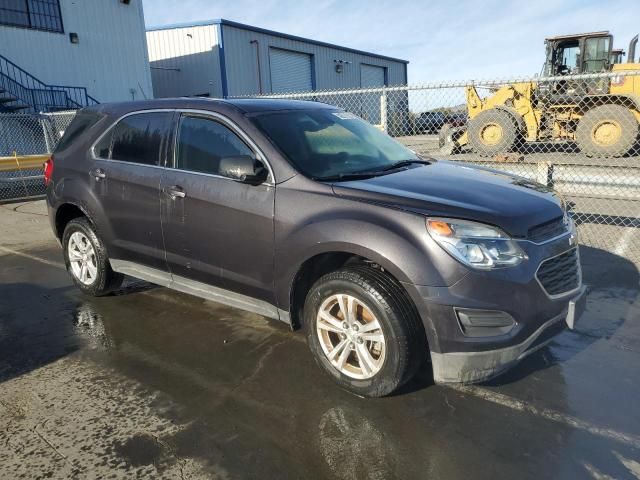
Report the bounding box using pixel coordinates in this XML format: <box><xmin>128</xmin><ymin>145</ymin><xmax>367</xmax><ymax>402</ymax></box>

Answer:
<box><xmin>146</xmin><ymin>19</ymin><xmax>408</xmax><ymax>99</ymax></box>
<box><xmin>0</xmin><ymin>0</ymin><xmax>153</xmax><ymax>112</ymax></box>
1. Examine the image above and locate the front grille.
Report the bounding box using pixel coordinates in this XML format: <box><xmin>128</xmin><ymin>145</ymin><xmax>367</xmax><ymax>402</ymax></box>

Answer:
<box><xmin>528</xmin><ymin>216</ymin><xmax>567</xmax><ymax>243</ymax></box>
<box><xmin>536</xmin><ymin>248</ymin><xmax>580</xmax><ymax>297</ymax></box>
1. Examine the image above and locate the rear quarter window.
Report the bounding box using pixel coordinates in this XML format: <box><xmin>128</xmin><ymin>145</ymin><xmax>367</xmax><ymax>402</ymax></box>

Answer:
<box><xmin>54</xmin><ymin>111</ymin><xmax>104</xmax><ymax>153</ymax></box>
<box><xmin>94</xmin><ymin>112</ymin><xmax>173</xmax><ymax>166</ymax></box>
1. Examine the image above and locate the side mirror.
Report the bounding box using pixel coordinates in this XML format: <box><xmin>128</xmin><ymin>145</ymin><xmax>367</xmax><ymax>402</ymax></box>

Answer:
<box><xmin>219</xmin><ymin>156</ymin><xmax>268</xmax><ymax>185</ymax></box>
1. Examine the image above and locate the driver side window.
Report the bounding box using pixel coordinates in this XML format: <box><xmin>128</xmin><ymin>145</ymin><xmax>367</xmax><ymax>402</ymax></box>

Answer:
<box><xmin>175</xmin><ymin>116</ymin><xmax>255</xmax><ymax>176</ymax></box>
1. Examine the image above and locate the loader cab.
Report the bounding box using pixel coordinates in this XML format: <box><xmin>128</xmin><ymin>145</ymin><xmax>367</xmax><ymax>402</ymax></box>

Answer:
<box><xmin>544</xmin><ymin>31</ymin><xmax>613</xmax><ymax>76</ymax></box>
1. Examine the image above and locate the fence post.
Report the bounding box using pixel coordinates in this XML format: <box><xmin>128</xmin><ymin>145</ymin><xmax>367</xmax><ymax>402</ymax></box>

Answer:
<box><xmin>380</xmin><ymin>87</ymin><xmax>388</xmax><ymax>133</ymax></box>
<box><xmin>41</xmin><ymin>115</ymin><xmax>52</xmax><ymax>154</ymax></box>
<box><xmin>536</xmin><ymin>160</ymin><xmax>554</xmax><ymax>188</ymax></box>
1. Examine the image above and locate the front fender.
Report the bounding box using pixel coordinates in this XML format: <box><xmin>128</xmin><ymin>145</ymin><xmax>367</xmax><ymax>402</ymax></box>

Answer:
<box><xmin>273</xmin><ymin>193</ymin><xmax>468</xmax><ymax>311</ymax></box>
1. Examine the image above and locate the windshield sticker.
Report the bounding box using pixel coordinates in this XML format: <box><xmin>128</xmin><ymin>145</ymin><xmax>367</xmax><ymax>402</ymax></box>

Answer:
<box><xmin>333</xmin><ymin>112</ymin><xmax>359</xmax><ymax>120</ymax></box>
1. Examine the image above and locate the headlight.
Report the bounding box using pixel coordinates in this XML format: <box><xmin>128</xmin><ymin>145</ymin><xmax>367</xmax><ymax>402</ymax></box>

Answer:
<box><xmin>426</xmin><ymin>218</ymin><xmax>527</xmax><ymax>270</ymax></box>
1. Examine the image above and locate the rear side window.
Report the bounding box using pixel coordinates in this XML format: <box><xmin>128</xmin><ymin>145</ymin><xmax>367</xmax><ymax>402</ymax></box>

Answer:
<box><xmin>175</xmin><ymin>116</ymin><xmax>254</xmax><ymax>176</ymax></box>
<box><xmin>94</xmin><ymin>112</ymin><xmax>172</xmax><ymax>166</ymax></box>
<box><xmin>55</xmin><ymin>111</ymin><xmax>104</xmax><ymax>152</ymax></box>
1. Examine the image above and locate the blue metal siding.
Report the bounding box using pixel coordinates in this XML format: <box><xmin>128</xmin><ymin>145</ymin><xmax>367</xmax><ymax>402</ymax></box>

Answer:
<box><xmin>217</xmin><ymin>23</ymin><xmax>228</xmax><ymax>97</ymax></box>
<box><xmin>0</xmin><ymin>0</ymin><xmax>153</xmax><ymax>102</ymax></box>
<box><xmin>221</xmin><ymin>24</ymin><xmax>407</xmax><ymax>97</ymax></box>
<box><xmin>146</xmin><ymin>24</ymin><xmax>223</xmax><ymax>99</ymax></box>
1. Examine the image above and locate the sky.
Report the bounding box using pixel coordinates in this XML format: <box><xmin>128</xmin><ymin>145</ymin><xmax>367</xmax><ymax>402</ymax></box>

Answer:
<box><xmin>142</xmin><ymin>0</ymin><xmax>639</xmax><ymax>84</ymax></box>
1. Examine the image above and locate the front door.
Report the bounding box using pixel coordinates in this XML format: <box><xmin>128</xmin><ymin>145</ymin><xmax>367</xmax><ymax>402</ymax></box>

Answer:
<box><xmin>91</xmin><ymin>111</ymin><xmax>173</xmax><ymax>272</ymax></box>
<box><xmin>160</xmin><ymin>113</ymin><xmax>276</xmax><ymax>302</ymax></box>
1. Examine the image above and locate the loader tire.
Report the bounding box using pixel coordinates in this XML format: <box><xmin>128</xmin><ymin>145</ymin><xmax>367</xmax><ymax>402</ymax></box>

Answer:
<box><xmin>576</xmin><ymin>104</ymin><xmax>639</xmax><ymax>158</ymax></box>
<box><xmin>468</xmin><ymin>110</ymin><xmax>519</xmax><ymax>156</ymax></box>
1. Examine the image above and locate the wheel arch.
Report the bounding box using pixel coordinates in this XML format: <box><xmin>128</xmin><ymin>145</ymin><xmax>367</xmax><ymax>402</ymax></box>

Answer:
<box><xmin>285</xmin><ymin>245</ymin><xmax>418</xmax><ymax>331</ymax></box>
<box><xmin>54</xmin><ymin>201</ymin><xmax>93</xmax><ymax>240</ymax></box>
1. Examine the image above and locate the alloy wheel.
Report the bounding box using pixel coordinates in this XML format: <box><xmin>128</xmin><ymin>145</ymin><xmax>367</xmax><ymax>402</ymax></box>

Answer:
<box><xmin>316</xmin><ymin>293</ymin><xmax>386</xmax><ymax>379</ymax></box>
<box><xmin>68</xmin><ymin>231</ymin><xmax>98</xmax><ymax>285</ymax></box>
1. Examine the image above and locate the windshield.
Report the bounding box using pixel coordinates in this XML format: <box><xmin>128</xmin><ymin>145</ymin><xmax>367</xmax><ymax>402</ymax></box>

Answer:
<box><xmin>252</xmin><ymin>109</ymin><xmax>419</xmax><ymax>180</ymax></box>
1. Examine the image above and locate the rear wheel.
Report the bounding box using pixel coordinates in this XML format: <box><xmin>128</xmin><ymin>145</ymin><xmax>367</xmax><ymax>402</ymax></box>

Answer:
<box><xmin>62</xmin><ymin>218</ymin><xmax>123</xmax><ymax>296</ymax></box>
<box><xmin>468</xmin><ymin>110</ymin><xmax>519</xmax><ymax>156</ymax></box>
<box><xmin>304</xmin><ymin>265</ymin><xmax>426</xmax><ymax>397</ymax></box>
<box><xmin>576</xmin><ymin>104</ymin><xmax>639</xmax><ymax>157</ymax></box>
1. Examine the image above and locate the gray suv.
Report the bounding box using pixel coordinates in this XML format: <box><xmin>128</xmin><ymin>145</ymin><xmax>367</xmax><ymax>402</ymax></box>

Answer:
<box><xmin>46</xmin><ymin>98</ymin><xmax>586</xmax><ymax>397</ymax></box>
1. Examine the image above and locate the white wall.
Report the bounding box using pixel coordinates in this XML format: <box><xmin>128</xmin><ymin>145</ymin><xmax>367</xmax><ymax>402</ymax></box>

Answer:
<box><xmin>146</xmin><ymin>24</ymin><xmax>223</xmax><ymax>99</ymax></box>
<box><xmin>0</xmin><ymin>0</ymin><xmax>153</xmax><ymax>102</ymax></box>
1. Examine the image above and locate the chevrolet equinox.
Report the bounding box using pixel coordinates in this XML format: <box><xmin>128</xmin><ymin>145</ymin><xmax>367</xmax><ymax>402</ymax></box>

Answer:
<box><xmin>46</xmin><ymin>99</ymin><xmax>586</xmax><ymax>397</ymax></box>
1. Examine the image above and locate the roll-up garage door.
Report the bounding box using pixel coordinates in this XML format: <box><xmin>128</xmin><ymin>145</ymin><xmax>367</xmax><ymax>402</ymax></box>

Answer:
<box><xmin>360</xmin><ymin>64</ymin><xmax>386</xmax><ymax>88</ymax></box>
<box><xmin>360</xmin><ymin>64</ymin><xmax>386</xmax><ymax>124</ymax></box>
<box><xmin>270</xmin><ymin>48</ymin><xmax>313</xmax><ymax>93</ymax></box>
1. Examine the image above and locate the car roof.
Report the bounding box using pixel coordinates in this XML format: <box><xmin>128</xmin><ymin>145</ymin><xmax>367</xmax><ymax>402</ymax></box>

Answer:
<box><xmin>85</xmin><ymin>97</ymin><xmax>336</xmax><ymax>116</ymax></box>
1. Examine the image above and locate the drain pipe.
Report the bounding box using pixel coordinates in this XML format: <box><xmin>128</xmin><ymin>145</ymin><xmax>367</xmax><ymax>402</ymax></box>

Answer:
<box><xmin>250</xmin><ymin>40</ymin><xmax>263</xmax><ymax>94</ymax></box>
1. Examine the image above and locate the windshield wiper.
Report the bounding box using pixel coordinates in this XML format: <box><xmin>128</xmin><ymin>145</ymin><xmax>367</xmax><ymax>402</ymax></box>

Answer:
<box><xmin>380</xmin><ymin>158</ymin><xmax>433</xmax><ymax>172</ymax></box>
<box><xmin>313</xmin><ymin>171</ymin><xmax>386</xmax><ymax>182</ymax></box>
<box><xmin>314</xmin><ymin>159</ymin><xmax>434</xmax><ymax>182</ymax></box>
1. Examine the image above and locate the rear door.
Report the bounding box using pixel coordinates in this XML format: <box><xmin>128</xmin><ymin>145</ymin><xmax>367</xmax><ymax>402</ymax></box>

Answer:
<box><xmin>160</xmin><ymin>111</ymin><xmax>276</xmax><ymax>302</ymax></box>
<box><xmin>91</xmin><ymin>111</ymin><xmax>173</xmax><ymax>272</ymax></box>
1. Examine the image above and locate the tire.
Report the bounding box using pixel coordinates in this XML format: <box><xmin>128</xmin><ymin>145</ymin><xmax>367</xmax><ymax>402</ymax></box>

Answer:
<box><xmin>62</xmin><ymin>217</ymin><xmax>123</xmax><ymax>296</ymax></box>
<box><xmin>303</xmin><ymin>265</ymin><xmax>427</xmax><ymax>398</ymax></box>
<box><xmin>468</xmin><ymin>109</ymin><xmax>519</xmax><ymax>156</ymax></box>
<box><xmin>576</xmin><ymin>104</ymin><xmax>639</xmax><ymax>158</ymax></box>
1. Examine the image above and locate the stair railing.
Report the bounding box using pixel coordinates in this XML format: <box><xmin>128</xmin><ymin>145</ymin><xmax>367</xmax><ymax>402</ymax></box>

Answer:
<box><xmin>0</xmin><ymin>53</ymin><xmax>98</xmax><ymax>111</ymax></box>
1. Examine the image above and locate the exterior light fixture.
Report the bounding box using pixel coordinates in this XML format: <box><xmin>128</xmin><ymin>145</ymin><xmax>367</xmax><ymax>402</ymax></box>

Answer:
<box><xmin>334</xmin><ymin>59</ymin><xmax>351</xmax><ymax>73</ymax></box>
<box><xmin>69</xmin><ymin>32</ymin><xmax>79</xmax><ymax>44</ymax></box>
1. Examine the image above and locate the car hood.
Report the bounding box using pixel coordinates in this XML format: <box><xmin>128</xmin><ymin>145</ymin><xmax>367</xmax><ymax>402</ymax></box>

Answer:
<box><xmin>331</xmin><ymin>161</ymin><xmax>564</xmax><ymax>238</ymax></box>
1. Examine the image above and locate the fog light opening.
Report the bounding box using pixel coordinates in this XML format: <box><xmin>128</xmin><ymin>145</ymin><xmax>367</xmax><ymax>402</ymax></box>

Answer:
<box><xmin>455</xmin><ymin>309</ymin><xmax>516</xmax><ymax>337</ymax></box>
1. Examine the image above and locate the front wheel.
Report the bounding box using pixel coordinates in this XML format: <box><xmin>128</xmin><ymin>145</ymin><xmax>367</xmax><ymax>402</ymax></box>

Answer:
<box><xmin>467</xmin><ymin>109</ymin><xmax>519</xmax><ymax>156</ymax></box>
<box><xmin>304</xmin><ymin>265</ymin><xmax>426</xmax><ymax>397</ymax></box>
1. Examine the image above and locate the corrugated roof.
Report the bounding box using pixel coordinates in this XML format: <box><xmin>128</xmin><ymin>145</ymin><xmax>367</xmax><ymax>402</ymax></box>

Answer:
<box><xmin>146</xmin><ymin>18</ymin><xmax>409</xmax><ymax>64</ymax></box>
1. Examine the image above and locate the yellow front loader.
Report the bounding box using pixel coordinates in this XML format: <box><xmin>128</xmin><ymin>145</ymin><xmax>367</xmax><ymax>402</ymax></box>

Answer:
<box><xmin>447</xmin><ymin>31</ymin><xmax>640</xmax><ymax>158</ymax></box>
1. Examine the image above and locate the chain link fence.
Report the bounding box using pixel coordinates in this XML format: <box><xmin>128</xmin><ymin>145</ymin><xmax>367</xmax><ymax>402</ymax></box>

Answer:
<box><xmin>1</xmin><ymin>72</ymin><xmax>639</xmax><ymax>263</ymax></box>
<box><xmin>0</xmin><ymin>110</ymin><xmax>75</xmax><ymax>202</ymax></box>
<box><xmin>248</xmin><ymin>70</ymin><xmax>640</xmax><ymax>263</ymax></box>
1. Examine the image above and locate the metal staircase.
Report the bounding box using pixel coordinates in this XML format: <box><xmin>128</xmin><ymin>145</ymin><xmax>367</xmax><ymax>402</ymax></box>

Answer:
<box><xmin>0</xmin><ymin>53</ymin><xmax>98</xmax><ymax>113</ymax></box>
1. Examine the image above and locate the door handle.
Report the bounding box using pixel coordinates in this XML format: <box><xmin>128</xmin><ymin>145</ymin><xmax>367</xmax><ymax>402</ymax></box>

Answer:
<box><xmin>91</xmin><ymin>168</ymin><xmax>106</xmax><ymax>180</ymax></box>
<box><xmin>165</xmin><ymin>185</ymin><xmax>186</xmax><ymax>199</ymax></box>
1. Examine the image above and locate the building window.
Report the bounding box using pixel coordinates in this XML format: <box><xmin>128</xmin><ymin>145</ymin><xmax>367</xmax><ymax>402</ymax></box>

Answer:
<box><xmin>0</xmin><ymin>0</ymin><xmax>64</xmax><ymax>33</ymax></box>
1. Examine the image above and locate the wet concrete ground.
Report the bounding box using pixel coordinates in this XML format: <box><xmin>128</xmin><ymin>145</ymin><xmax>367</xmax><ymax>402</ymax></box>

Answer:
<box><xmin>1</xmin><ymin>201</ymin><xmax>640</xmax><ymax>479</ymax></box>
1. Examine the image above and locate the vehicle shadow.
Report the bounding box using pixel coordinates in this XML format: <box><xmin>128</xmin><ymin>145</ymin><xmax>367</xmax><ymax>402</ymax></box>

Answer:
<box><xmin>110</xmin><ymin>279</ymin><xmax>159</xmax><ymax>296</ymax></box>
<box><xmin>0</xmin><ymin>282</ymin><xmax>80</xmax><ymax>384</ymax></box>
<box><xmin>0</xmin><ymin>270</ymin><xmax>156</xmax><ymax>385</ymax></box>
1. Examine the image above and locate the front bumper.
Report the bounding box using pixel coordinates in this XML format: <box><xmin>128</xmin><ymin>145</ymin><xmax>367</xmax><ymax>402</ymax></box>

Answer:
<box><xmin>404</xmin><ymin>233</ymin><xmax>586</xmax><ymax>384</ymax></box>
<box><xmin>430</xmin><ymin>285</ymin><xmax>586</xmax><ymax>383</ymax></box>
